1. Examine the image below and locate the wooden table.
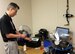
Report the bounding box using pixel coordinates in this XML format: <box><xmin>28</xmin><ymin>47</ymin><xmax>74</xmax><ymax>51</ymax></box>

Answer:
<box><xmin>26</xmin><ymin>47</ymin><xmax>44</xmax><ymax>54</ymax></box>
<box><xmin>18</xmin><ymin>46</ymin><xmax>44</xmax><ymax>54</ymax></box>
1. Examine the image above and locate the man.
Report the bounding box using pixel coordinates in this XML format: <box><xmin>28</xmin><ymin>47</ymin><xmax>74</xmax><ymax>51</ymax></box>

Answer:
<box><xmin>0</xmin><ymin>2</ymin><xmax>31</xmax><ymax>54</ymax></box>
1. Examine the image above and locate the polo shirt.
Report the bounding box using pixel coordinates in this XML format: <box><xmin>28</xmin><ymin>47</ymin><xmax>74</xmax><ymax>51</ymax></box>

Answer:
<box><xmin>0</xmin><ymin>13</ymin><xmax>17</xmax><ymax>42</ymax></box>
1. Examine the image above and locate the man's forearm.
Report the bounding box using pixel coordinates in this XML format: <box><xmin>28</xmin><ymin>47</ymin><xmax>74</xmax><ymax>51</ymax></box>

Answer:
<box><xmin>6</xmin><ymin>33</ymin><xmax>20</xmax><ymax>38</ymax></box>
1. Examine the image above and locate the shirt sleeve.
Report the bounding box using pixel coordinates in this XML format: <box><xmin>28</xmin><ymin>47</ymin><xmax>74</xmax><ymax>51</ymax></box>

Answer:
<box><xmin>1</xmin><ymin>20</ymin><xmax>11</xmax><ymax>34</ymax></box>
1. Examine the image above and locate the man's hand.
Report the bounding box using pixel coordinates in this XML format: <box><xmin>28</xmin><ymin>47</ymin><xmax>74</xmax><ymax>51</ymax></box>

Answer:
<box><xmin>24</xmin><ymin>37</ymin><xmax>32</xmax><ymax>41</ymax></box>
<box><xmin>19</xmin><ymin>34</ymin><xmax>32</xmax><ymax>41</ymax></box>
<box><xmin>18</xmin><ymin>34</ymin><xmax>26</xmax><ymax>38</ymax></box>
<box><xmin>16</xmin><ymin>31</ymin><xmax>27</xmax><ymax>38</ymax></box>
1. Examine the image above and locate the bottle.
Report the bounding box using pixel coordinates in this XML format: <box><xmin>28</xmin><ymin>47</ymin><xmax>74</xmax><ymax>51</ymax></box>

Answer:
<box><xmin>40</xmin><ymin>41</ymin><xmax>44</xmax><ymax>50</ymax></box>
<box><xmin>24</xmin><ymin>45</ymin><xmax>26</xmax><ymax>51</ymax></box>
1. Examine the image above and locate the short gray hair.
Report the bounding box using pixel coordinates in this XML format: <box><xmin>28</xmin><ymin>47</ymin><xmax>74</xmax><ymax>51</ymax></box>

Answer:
<box><xmin>7</xmin><ymin>2</ymin><xmax>20</xmax><ymax>10</ymax></box>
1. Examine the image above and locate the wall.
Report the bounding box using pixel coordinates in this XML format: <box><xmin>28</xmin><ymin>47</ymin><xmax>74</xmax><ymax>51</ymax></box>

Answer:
<box><xmin>31</xmin><ymin>0</ymin><xmax>66</xmax><ymax>33</ymax></box>
<box><xmin>31</xmin><ymin>0</ymin><xmax>75</xmax><ymax>47</ymax></box>
<box><xmin>69</xmin><ymin>0</ymin><xmax>75</xmax><ymax>47</ymax></box>
<box><xmin>0</xmin><ymin>0</ymin><xmax>32</xmax><ymax>54</ymax></box>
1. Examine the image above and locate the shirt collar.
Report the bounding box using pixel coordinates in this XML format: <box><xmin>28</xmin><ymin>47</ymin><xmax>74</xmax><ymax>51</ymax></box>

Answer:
<box><xmin>5</xmin><ymin>12</ymin><xmax>12</xmax><ymax>21</ymax></box>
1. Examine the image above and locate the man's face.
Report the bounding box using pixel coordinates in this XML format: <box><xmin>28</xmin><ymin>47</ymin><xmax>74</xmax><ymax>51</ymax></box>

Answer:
<box><xmin>9</xmin><ymin>8</ymin><xmax>18</xmax><ymax>17</ymax></box>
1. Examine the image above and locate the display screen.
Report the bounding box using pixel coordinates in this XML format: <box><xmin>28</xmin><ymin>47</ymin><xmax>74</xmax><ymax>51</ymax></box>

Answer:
<box><xmin>56</xmin><ymin>27</ymin><xmax>69</xmax><ymax>37</ymax></box>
